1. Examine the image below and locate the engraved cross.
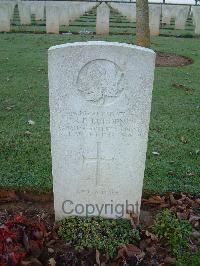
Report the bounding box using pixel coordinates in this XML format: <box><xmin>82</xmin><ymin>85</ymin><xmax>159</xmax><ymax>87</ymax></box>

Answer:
<box><xmin>83</xmin><ymin>142</ymin><xmax>114</xmax><ymax>185</ymax></box>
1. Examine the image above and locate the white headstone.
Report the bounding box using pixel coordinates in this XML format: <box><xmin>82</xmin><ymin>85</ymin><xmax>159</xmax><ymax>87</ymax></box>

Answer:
<box><xmin>48</xmin><ymin>41</ymin><xmax>156</xmax><ymax>220</ymax></box>
<box><xmin>96</xmin><ymin>3</ymin><xmax>110</xmax><ymax>35</ymax></box>
<box><xmin>7</xmin><ymin>1</ymin><xmax>16</xmax><ymax>21</ymax></box>
<box><xmin>68</xmin><ymin>3</ymin><xmax>77</xmax><ymax>22</ymax></box>
<box><xmin>162</xmin><ymin>5</ymin><xmax>174</xmax><ymax>25</ymax></box>
<box><xmin>59</xmin><ymin>3</ymin><xmax>69</xmax><ymax>26</ymax></box>
<box><xmin>191</xmin><ymin>6</ymin><xmax>200</xmax><ymax>35</ymax></box>
<box><xmin>0</xmin><ymin>1</ymin><xmax>16</xmax><ymax>20</ymax></box>
<box><xmin>30</xmin><ymin>1</ymin><xmax>44</xmax><ymax>21</ymax></box>
<box><xmin>46</xmin><ymin>5</ymin><xmax>59</xmax><ymax>34</ymax></box>
<box><xmin>174</xmin><ymin>6</ymin><xmax>190</xmax><ymax>30</ymax></box>
<box><xmin>0</xmin><ymin>3</ymin><xmax>10</xmax><ymax>32</ymax></box>
<box><xmin>18</xmin><ymin>1</ymin><xmax>31</xmax><ymax>25</ymax></box>
<box><xmin>111</xmin><ymin>3</ymin><xmax>136</xmax><ymax>23</ymax></box>
<box><xmin>149</xmin><ymin>4</ymin><xmax>161</xmax><ymax>36</ymax></box>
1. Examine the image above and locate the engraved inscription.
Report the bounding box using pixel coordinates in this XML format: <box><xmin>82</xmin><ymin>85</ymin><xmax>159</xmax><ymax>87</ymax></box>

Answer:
<box><xmin>77</xmin><ymin>59</ymin><xmax>124</xmax><ymax>106</ymax></box>
<box><xmin>83</xmin><ymin>142</ymin><xmax>114</xmax><ymax>185</ymax></box>
<box><xmin>65</xmin><ymin>111</ymin><xmax>142</xmax><ymax>138</ymax></box>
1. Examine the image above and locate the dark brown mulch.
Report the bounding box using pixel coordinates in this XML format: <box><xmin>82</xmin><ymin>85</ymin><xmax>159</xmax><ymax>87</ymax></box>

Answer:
<box><xmin>156</xmin><ymin>52</ymin><xmax>193</xmax><ymax>67</ymax></box>
<box><xmin>0</xmin><ymin>192</ymin><xmax>199</xmax><ymax>266</ymax></box>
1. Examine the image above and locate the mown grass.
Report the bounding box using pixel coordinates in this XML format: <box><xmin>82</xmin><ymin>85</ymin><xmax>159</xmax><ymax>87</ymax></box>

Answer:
<box><xmin>0</xmin><ymin>7</ymin><xmax>199</xmax><ymax>193</ymax></box>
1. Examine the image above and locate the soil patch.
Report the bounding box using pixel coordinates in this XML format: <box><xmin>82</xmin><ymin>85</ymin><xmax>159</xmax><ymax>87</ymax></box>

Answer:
<box><xmin>0</xmin><ymin>193</ymin><xmax>199</xmax><ymax>265</ymax></box>
<box><xmin>156</xmin><ymin>52</ymin><xmax>193</xmax><ymax>67</ymax></box>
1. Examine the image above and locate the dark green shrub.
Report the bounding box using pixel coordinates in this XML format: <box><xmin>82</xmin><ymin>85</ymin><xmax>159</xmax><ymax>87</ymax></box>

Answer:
<box><xmin>177</xmin><ymin>251</ymin><xmax>200</xmax><ymax>266</ymax></box>
<box><xmin>153</xmin><ymin>209</ymin><xmax>192</xmax><ymax>256</ymax></box>
<box><xmin>58</xmin><ymin>216</ymin><xmax>140</xmax><ymax>258</ymax></box>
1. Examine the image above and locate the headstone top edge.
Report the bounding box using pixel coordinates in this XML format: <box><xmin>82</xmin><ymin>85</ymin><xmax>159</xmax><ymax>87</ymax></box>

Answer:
<box><xmin>48</xmin><ymin>41</ymin><xmax>155</xmax><ymax>56</ymax></box>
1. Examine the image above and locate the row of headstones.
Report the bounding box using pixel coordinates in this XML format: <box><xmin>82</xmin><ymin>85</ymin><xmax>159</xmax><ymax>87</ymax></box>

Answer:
<box><xmin>0</xmin><ymin>1</ymin><xmax>97</xmax><ymax>33</ymax></box>
<box><xmin>1</xmin><ymin>1</ymin><xmax>200</xmax><ymax>35</ymax></box>
<box><xmin>110</xmin><ymin>3</ymin><xmax>200</xmax><ymax>35</ymax></box>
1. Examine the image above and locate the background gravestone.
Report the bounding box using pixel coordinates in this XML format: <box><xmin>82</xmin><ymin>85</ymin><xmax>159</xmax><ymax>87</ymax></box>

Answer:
<box><xmin>162</xmin><ymin>5</ymin><xmax>174</xmax><ymax>25</ymax></box>
<box><xmin>48</xmin><ymin>41</ymin><xmax>156</xmax><ymax>220</ymax></box>
<box><xmin>192</xmin><ymin>6</ymin><xmax>200</xmax><ymax>35</ymax></box>
<box><xmin>149</xmin><ymin>4</ymin><xmax>161</xmax><ymax>36</ymax></box>
<box><xmin>174</xmin><ymin>6</ymin><xmax>190</xmax><ymax>30</ymax></box>
<box><xmin>18</xmin><ymin>1</ymin><xmax>31</xmax><ymax>25</ymax></box>
<box><xmin>0</xmin><ymin>3</ymin><xmax>10</xmax><ymax>32</ymax></box>
<box><xmin>96</xmin><ymin>3</ymin><xmax>110</xmax><ymax>35</ymax></box>
<box><xmin>46</xmin><ymin>5</ymin><xmax>59</xmax><ymax>34</ymax></box>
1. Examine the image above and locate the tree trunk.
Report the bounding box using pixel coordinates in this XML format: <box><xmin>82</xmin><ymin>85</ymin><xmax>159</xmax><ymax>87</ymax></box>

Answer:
<box><xmin>136</xmin><ymin>0</ymin><xmax>150</xmax><ymax>48</ymax></box>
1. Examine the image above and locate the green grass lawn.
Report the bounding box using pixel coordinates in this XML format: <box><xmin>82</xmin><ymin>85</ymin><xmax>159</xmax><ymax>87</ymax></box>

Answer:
<box><xmin>0</xmin><ymin>7</ymin><xmax>199</xmax><ymax>193</ymax></box>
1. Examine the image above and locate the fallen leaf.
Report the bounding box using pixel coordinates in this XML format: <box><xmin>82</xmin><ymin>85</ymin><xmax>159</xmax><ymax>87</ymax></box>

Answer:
<box><xmin>169</xmin><ymin>193</ymin><xmax>177</xmax><ymax>206</ymax></box>
<box><xmin>146</xmin><ymin>245</ymin><xmax>156</xmax><ymax>255</ymax></box>
<box><xmin>191</xmin><ymin>231</ymin><xmax>200</xmax><ymax>238</ymax></box>
<box><xmin>117</xmin><ymin>244</ymin><xmax>143</xmax><ymax>260</ymax></box>
<box><xmin>152</xmin><ymin>151</ymin><xmax>160</xmax><ymax>155</ymax></box>
<box><xmin>5</xmin><ymin>105</ymin><xmax>15</xmax><ymax>111</ymax></box>
<box><xmin>173</xmin><ymin>83</ymin><xmax>193</xmax><ymax>93</ymax></box>
<box><xmin>177</xmin><ymin>212</ymin><xmax>188</xmax><ymax>220</ymax></box>
<box><xmin>195</xmin><ymin>149</ymin><xmax>200</xmax><ymax>155</ymax></box>
<box><xmin>129</xmin><ymin>212</ymin><xmax>139</xmax><ymax>229</ymax></box>
<box><xmin>189</xmin><ymin>215</ymin><xmax>200</xmax><ymax>222</ymax></box>
<box><xmin>29</xmin><ymin>240</ymin><xmax>42</xmax><ymax>257</ymax></box>
<box><xmin>24</xmin><ymin>131</ymin><xmax>32</xmax><ymax>136</ymax></box>
<box><xmin>164</xmin><ymin>256</ymin><xmax>176</xmax><ymax>264</ymax></box>
<box><xmin>181</xmin><ymin>136</ymin><xmax>187</xmax><ymax>143</ymax></box>
<box><xmin>143</xmin><ymin>195</ymin><xmax>165</xmax><ymax>205</ymax></box>
<box><xmin>145</xmin><ymin>230</ymin><xmax>158</xmax><ymax>241</ymax></box>
<box><xmin>48</xmin><ymin>248</ymin><xmax>54</xmax><ymax>254</ymax></box>
<box><xmin>30</xmin><ymin>258</ymin><xmax>43</xmax><ymax>266</ymax></box>
<box><xmin>28</xmin><ymin>120</ymin><xmax>35</xmax><ymax>125</ymax></box>
<box><xmin>96</xmin><ymin>249</ymin><xmax>101</xmax><ymax>265</ymax></box>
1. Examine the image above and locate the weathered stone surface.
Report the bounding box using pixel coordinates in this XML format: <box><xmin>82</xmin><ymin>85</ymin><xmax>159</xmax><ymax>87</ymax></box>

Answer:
<box><xmin>58</xmin><ymin>2</ymin><xmax>69</xmax><ymax>26</ymax></box>
<box><xmin>48</xmin><ymin>41</ymin><xmax>156</xmax><ymax>220</ymax></box>
<box><xmin>174</xmin><ymin>6</ymin><xmax>190</xmax><ymax>30</ymax></box>
<box><xmin>149</xmin><ymin>4</ymin><xmax>161</xmax><ymax>36</ymax></box>
<box><xmin>191</xmin><ymin>6</ymin><xmax>200</xmax><ymax>35</ymax></box>
<box><xmin>111</xmin><ymin>3</ymin><xmax>136</xmax><ymax>23</ymax></box>
<box><xmin>30</xmin><ymin>1</ymin><xmax>45</xmax><ymax>21</ymax></box>
<box><xmin>162</xmin><ymin>5</ymin><xmax>174</xmax><ymax>25</ymax></box>
<box><xmin>46</xmin><ymin>5</ymin><xmax>59</xmax><ymax>34</ymax></box>
<box><xmin>96</xmin><ymin>3</ymin><xmax>110</xmax><ymax>35</ymax></box>
<box><xmin>0</xmin><ymin>3</ymin><xmax>10</xmax><ymax>32</ymax></box>
<box><xmin>18</xmin><ymin>1</ymin><xmax>31</xmax><ymax>25</ymax></box>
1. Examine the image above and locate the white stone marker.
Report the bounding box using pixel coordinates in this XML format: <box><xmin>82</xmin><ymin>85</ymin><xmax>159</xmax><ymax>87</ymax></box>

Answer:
<box><xmin>59</xmin><ymin>3</ymin><xmax>69</xmax><ymax>26</ymax></box>
<box><xmin>111</xmin><ymin>3</ymin><xmax>136</xmax><ymax>23</ymax></box>
<box><xmin>6</xmin><ymin>1</ymin><xmax>16</xmax><ymax>21</ymax></box>
<box><xmin>46</xmin><ymin>5</ymin><xmax>59</xmax><ymax>34</ymax></box>
<box><xmin>30</xmin><ymin>1</ymin><xmax>44</xmax><ymax>21</ymax></box>
<box><xmin>96</xmin><ymin>3</ymin><xmax>110</xmax><ymax>35</ymax></box>
<box><xmin>191</xmin><ymin>6</ymin><xmax>200</xmax><ymax>35</ymax></box>
<box><xmin>48</xmin><ymin>41</ymin><xmax>156</xmax><ymax>220</ymax></box>
<box><xmin>0</xmin><ymin>3</ymin><xmax>10</xmax><ymax>32</ymax></box>
<box><xmin>162</xmin><ymin>5</ymin><xmax>174</xmax><ymax>25</ymax></box>
<box><xmin>174</xmin><ymin>6</ymin><xmax>190</xmax><ymax>30</ymax></box>
<box><xmin>149</xmin><ymin>4</ymin><xmax>161</xmax><ymax>36</ymax></box>
<box><xmin>18</xmin><ymin>1</ymin><xmax>31</xmax><ymax>25</ymax></box>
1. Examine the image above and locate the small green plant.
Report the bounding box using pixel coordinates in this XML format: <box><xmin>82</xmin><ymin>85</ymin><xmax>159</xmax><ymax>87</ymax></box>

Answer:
<box><xmin>153</xmin><ymin>209</ymin><xmax>192</xmax><ymax>256</ymax></box>
<box><xmin>177</xmin><ymin>251</ymin><xmax>200</xmax><ymax>266</ymax></box>
<box><xmin>58</xmin><ymin>216</ymin><xmax>140</xmax><ymax>258</ymax></box>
